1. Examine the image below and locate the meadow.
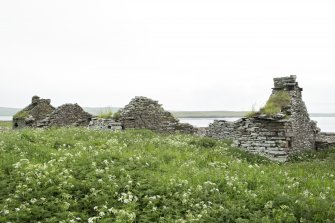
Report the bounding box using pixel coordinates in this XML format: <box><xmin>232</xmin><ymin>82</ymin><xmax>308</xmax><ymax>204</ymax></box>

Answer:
<box><xmin>1</xmin><ymin>127</ymin><xmax>335</xmax><ymax>222</ymax></box>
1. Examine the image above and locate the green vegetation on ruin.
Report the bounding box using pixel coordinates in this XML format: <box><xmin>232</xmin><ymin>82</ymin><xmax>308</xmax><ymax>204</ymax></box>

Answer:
<box><xmin>113</xmin><ymin>111</ymin><xmax>121</xmax><ymax>121</ymax></box>
<box><xmin>12</xmin><ymin>110</ymin><xmax>30</xmax><ymax>119</ymax></box>
<box><xmin>1</xmin><ymin>128</ymin><xmax>335</xmax><ymax>222</ymax></box>
<box><xmin>260</xmin><ymin>91</ymin><xmax>291</xmax><ymax>117</ymax></box>
<box><xmin>97</xmin><ymin>111</ymin><xmax>114</xmax><ymax>119</ymax></box>
<box><xmin>97</xmin><ymin>110</ymin><xmax>121</xmax><ymax>121</ymax></box>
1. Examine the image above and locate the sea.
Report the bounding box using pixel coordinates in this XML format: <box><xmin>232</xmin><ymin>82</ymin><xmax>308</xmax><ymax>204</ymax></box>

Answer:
<box><xmin>1</xmin><ymin>116</ymin><xmax>335</xmax><ymax>132</ymax></box>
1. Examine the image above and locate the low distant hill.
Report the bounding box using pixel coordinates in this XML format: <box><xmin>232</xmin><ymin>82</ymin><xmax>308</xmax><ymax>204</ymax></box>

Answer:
<box><xmin>1</xmin><ymin>106</ymin><xmax>335</xmax><ymax>118</ymax></box>
<box><xmin>310</xmin><ymin>113</ymin><xmax>335</xmax><ymax>117</ymax></box>
<box><xmin>0</xmin><ymin>107</ymin><xmax>20</xmax><ymax>116</ymax></box>
<box><xmin>171</xmin><ymin>111</ymin><xmax>247</xmax><ymax>118</ymax></box>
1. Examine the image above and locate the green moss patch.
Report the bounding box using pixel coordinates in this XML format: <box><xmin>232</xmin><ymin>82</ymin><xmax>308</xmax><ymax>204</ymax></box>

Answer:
<box><xmin>13</xmin><ymin>110</ymin><xmax>30</xmax><ymax>119</ymax></box>
<box><xmin>260</xmin><ymin>91</ymin><xmax>291</xmax><ymax>116</ymax></box>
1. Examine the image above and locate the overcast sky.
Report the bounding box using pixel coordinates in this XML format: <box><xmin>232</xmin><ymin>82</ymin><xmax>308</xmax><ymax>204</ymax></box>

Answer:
<box><xmin>1</xmin><ymin>0</ymin><xmax>335</xmax><ymax>112</ymax></box>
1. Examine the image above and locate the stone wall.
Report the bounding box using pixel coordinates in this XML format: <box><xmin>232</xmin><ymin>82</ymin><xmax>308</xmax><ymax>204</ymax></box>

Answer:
<box><xmin>273</xmin><ymin>76</ymin><xmax>318</xmax><ymax>152</ymax></box>
<box><xmin>13</xmin><ymin>96</ymin><xmax>55</xmax><ymax>129</ymax></box>
<box><xmin>120</xmin><ymin>96</ymin><xmax>196</xmax><ymax>134</ymax></box>
<box><xmin>38</xmin><ymin>104</ymin><xmax>92</xmax><ymax>127</ymax></box>
<box><xmin>88</xmin><ymin>118</ymin><xmax>122</xmax><ymax>130</ymax></box>
<box><xmin>316</xmin><ymin>132</ymin><xmax>335</xmax><ymax>150</ymax></box>
<box><xmin>206</xmin><ymin>76</ymin><xmax>319</xmax><ymax>161</ymax></box>
<box><xmin>208</xmin><ymin>118</ymin><xmax>291</xmax><ymax>162</ymax></box>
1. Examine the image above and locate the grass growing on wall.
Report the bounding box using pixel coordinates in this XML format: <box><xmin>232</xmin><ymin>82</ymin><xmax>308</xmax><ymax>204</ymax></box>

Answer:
<box><xmin>260</xmin><ymin>91</ymin><xmax>291</xmax><ymax>116</ymax></box>
<box><xmin>97</xmin><ymin>109</ymin><xmax>114</xmax><ymax>119</ymax></box>
<box><xmin>12</xmin><ymin>110</ymin><xmax>29</xmax><ymax>119</ymax></box>
<box><xmin>1</xmin><ymin>128</ymin><xmax>335</xmax><ymax>222</ymax></box>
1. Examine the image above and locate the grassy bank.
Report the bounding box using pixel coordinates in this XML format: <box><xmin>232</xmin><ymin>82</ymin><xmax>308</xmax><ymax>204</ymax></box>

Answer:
<box><xmin>1</xmin><ymin>128</ymin><xmax>335</xmax><ymax>222</ymax></box>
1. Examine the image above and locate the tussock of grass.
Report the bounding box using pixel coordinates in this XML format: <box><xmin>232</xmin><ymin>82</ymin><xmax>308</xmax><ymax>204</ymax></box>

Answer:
<box><xmin>113</xmin><ymin>111</ymin><xmax>121</xmax><ymax>121</ymax></box>
<box><xmin>260</xmin><ymin>91</ymin><xmax>291</xmax><ymax>116</ymax></box>
<box><xmin>97</xmin><ymin>111</ymin><xmax>114</xmax><ymax>119</ymax></box>
<box><xmin>97</xmin><ymin>110</ymin><xmax>121</xmax><ymax>121</ymax></box>
<box><xmin>1</xmin><ymin>128</ymin><xmax>335</xmax><ymax>222</ymax></box>
<box><xmin>13</xmin><ymin>111</ymin><xmax>29</xmax><ymax>119</ymax></box>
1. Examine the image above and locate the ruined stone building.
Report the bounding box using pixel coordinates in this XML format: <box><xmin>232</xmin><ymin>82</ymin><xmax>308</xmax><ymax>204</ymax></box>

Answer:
<box><xmin>38</xmin><ymin>104</ymin><xmax>92</xmax><ymax>127</ymax></box>
<box><xmin>13</xmin><ymin>97</ymin><xmax>92</xmax><ymax>128</ymax></box>
<box><xmin>207</xmin><ymin>76</ymin><xmax>319</xmax><ymax>161</ymax></box>
<box><xmin>120</xmin><ymin>96</ymin><xmax>195</xmax><ymax>134</ymax></box>
<box><xmin>13</xmin><ymin>96</ymin><xmax>55</xmax><ymax>129</ymax></box>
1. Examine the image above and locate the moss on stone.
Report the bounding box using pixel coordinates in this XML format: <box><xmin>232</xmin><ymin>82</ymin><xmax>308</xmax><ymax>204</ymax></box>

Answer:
<box><xmin>13</xmin><ymin>111</ymin><xmax>30</xmax><ymax>119</ymax></box>
<box><xmin>260</xmin><ymin>91</ymin><xmax>291</xmax><ymax>116</ymax></box>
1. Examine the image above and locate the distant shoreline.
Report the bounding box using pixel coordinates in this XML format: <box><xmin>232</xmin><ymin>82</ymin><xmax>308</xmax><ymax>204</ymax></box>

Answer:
<box><xmin>1</xmin><ymin>107</ymin><xmax>335</xmax><ymax>118</ymax></box>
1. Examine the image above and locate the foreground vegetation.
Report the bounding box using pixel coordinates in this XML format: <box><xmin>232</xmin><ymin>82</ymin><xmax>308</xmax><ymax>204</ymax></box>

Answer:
<box><xmin>1</xmin><ymin>128</ymin><xmax>335</xmax><ymax>222</ymax></box>
<box><xmin>0</xmin><ymin>121</ymin><xmax>11</xmax><ymax>129</ymax></box>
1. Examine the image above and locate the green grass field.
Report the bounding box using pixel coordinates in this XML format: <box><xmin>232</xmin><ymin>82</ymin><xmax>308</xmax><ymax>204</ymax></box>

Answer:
<box><xmin>0</xmin><ymin>121</ymin><xmax>11</xmax><ymax>129</ymax></box>
<box><xmin>1</xmin><ymin>128</ymin><xmax>335</xmax><ymax>222</ymax></box>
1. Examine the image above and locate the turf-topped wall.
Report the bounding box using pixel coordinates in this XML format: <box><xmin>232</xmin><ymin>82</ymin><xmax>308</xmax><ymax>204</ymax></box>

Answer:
<box><xmin>207</xmin><ymin>76</ymin><xmax>319</xmax><ymax>161</ymax></box>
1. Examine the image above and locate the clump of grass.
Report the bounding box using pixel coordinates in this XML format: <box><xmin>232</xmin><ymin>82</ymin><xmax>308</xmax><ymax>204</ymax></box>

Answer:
<box><xmin>260</xmin><ymin>91</ymin><xmax>291</xmax><ymax>116</ymax></box>
<box><xmin>112</xmin><ymin>111</ymin><xmax>121</xmax><ymax>121</ymax></box>
<box><xmin>13</xmin><ymin>111</ymin><xmax>29</xmax><ymax>119</ymax></box>
<box><xmin>246</xmin><ymin>105</ymin><xmax>260</xmax><ymax>118</ymax></box>
<box><xmin>97</xmin><ymin>109</ymin><xmax>114</xmax><ymax>119</ymax></box>
<box><xmin>189</xmin><ymin>137</ymin><xmax>217</xmax><ymax>148</ymax></box>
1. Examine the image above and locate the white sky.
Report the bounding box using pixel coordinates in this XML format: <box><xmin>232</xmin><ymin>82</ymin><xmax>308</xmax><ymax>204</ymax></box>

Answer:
<box><xmin>1</xmin><ymin>0</ymin><xmax>335</xmax><ymax>112</ymax></box>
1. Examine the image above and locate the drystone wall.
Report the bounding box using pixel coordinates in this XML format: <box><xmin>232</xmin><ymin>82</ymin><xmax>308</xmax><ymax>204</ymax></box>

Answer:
<box><xmin>88</xmin><ymin>118</ymin><xmax>123</xmax><ymax>130</ymax></box>
<box><xmin>208</xmin><ymin>118</ymin><xmax>291</xmax><ymax>162</ymax></box>
<box><xmin>120</xmin><ymin>96</ymin><xmax>196</xmax><ymax>134</ymax></box>
<box><xmin>207</xmin><ymin>76</ymin><xmax>319</xmax><ymax>161</ymax></box>
<box><xmin>316</xmin><ymin>132</ymin><xmax>335</xmax><ymax>150</ymax></box>
<box><xmin>13</xmin><ymin>96</ymin><xmax>55</xmax><ymax>129</ymax></box>
<box><xmin>38</xmin><ymin>104</ymin><xmax>92</xmax><ymax>127</ymax></box>
<box><xmin>273</xmin><ymin>76</ymin><xmax>318</xmax><ymax>152</ymax></box>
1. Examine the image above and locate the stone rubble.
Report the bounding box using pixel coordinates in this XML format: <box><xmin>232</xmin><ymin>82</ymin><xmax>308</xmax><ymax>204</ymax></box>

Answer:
<box><xmin>120</xmin><ymin>96</ymin><xmax>196</xmax><ymax>134</ymax></box>
<box><xmin>88</xmin><ymin>118</ymin><xmax>123</xmax><ymax>130</ymax></box>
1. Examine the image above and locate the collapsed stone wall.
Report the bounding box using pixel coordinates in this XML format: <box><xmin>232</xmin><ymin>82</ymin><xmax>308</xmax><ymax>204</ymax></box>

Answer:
<box><xmin>207</xmin><ymin>76</ymin><xmax>319</xmax><ymax>161</ymax></box>
<box><xmin>316</xmin><ymin>132</ymin><xmax>335</xmax><ymax>150</ymax></box>
<box><xmin>38</xmin><ymin>104</ymin><xmax>92</xmax><ymax>127</ymax></box>
<box><xmin>120</xmin><ymin>96</ymin><xmax>196</xmax><ymax>134</ymax></box>
<box><xmin>13</xmin><ymin>96</ymin><xmax>55</xmax><ymax>129</ymax></box>
<box><xmin>88</xmin><ymin>118</ymin><xmax>122</xmax><ymax>130</ymax></box>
